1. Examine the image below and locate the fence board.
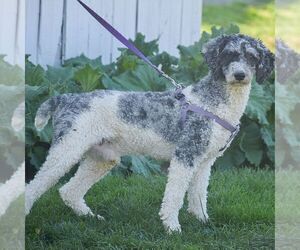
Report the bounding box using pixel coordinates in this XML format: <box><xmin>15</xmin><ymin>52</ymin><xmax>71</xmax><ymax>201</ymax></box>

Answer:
<box><xmin>25</xmin><ymin>0</ymin><xmax>40</xmax><ymax>64</ymax></box>
<box><xmin>64</xmin><ymin>0</ymin><xmax>90</xmax><ymax>64</ymax></box>
<box><xmin>16</xmin><ymin>0</ymin><xmax>25</xmax><ymax>68</ymax></box>
<box><xmin>86</xmin><ymin>0</ymin><xmax>114</xmax><ymax>64</ymax></box>
<box><xmin>158</xmin><ymin>0</ymin><xmax>183</xmax><ymax>55</ymax></box>
<box><xmin>136</xmin><ymin>0</ymin><xmax>161</xmax><ymax>42</ymax></box>
<box><xmin>180</xmin><ymin>0</ymin><xmax>202</xmax><ymax>46</ymax></box>
<box><xmin>111</xmin><ymin>0</ymin><xmax>137</xmax><ymax>61</ymax></box>
<box><xmin>0</xmin><ymin>0</ymin><xmax>19</xmax><ymax>65</ymax></box>
<box><xmin>37</xmin><ymin>0</ymin><xmax>64</xmax><ymax>67</ymax></box>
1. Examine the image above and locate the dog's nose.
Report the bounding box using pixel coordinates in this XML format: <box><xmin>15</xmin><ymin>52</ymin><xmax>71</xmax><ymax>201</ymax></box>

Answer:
<box><xmin>234</xmin><ymin>72</ymin><xmax>245</xmax><ymax>81</ymax></box>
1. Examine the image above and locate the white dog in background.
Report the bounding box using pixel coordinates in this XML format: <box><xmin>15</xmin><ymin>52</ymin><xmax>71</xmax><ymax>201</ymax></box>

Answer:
<box><xmin>0</xmin><ymin>102</ymin><xmax>25</xmax><ymax>217</ymax></box>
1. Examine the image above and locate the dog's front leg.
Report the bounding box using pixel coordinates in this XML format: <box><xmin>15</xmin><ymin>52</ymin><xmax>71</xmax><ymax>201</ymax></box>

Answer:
<box><xmin>159</xmin><ymin>158</ymin><xmax>195</xmax><ymax>233</ymax></box>
<box><xmin>187</xmin><ymin>158</ymin><xmax>214</xmax><ymax>222</ymax></box>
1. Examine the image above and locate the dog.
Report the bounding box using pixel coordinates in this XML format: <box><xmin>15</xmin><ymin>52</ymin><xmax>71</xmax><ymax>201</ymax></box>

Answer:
<box><xmin>25</xmin><ymin>34</ymin><xmax>274</xmax><ymax>233</ymax></box>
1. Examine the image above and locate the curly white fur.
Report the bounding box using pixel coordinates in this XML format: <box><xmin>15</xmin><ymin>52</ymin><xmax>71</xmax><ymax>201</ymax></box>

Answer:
<box><xmin>0</xmin><ymin>163</ymin><xmax>24</xmax><ymax>217</ymax></box>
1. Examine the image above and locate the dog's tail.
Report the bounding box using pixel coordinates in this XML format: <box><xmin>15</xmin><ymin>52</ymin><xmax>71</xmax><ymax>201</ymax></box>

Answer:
<box><xmin>35</xmin><ymin>96</ymin><xmax>60</xmax><ymax>131</ymax></box>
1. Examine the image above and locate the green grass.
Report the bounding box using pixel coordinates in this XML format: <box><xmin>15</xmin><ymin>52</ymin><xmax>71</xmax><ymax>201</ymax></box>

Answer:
<box><xmin>202</xmin><ymin>1</ymin><xmax>275</xmax><ymax>50</ymax></box>
<box><xmin>26</xmin><ymin>169</ymin><xmax>274</xmax><ymax>249</ymax></box>
<box><xmin>0</xmin><ymin>195</ymin><xmax>25</xmax><ymax>250</ymax></box>
<box><xmin>275</xmin><ymin>170</ymin><xmax>300</xmax><ymax>248</ymax></box>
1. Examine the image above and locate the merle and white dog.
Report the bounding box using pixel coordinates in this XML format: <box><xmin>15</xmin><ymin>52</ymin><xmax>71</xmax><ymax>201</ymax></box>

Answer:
<box><xmin>26</xmin><ymin>34</ymin><xmax>274</xmax><ymax>232</ymax></box>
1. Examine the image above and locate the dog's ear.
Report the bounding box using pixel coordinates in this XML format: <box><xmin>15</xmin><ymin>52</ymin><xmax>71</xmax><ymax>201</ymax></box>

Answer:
<box><xmin>202</xmin><ymin>35</ymin><xmax>229</xmax><ymax>79</ymax></box>
<box><xmin>255</xmin><ymin>41</ymin><xmax>274</xmax><ymax>84</ymax></box>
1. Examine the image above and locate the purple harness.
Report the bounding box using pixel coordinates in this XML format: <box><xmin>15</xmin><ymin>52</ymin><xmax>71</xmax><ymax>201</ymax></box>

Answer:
<box><xmin>77</xmin><ymin>0</ymin><xmax>239</xmax><ymax>151</ymax></box>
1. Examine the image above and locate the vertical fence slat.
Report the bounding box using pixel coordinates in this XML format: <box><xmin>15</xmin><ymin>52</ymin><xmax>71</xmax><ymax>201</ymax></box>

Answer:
<box><xmin>137</xmin><ymin>0</ymin><xmax>161</xmax><ymax>41</ymax></box>
<box><xmin>64</xmin><ymin>0</ymin><xmax>89</xmax><ymax>63</ymax></box>
<box><xmin>25</xmin><ymin>0</ymin><xmax>40</xmax><ymax>64</ymax></box>
<box><xmin>15</xmin><ymin>0</ymin><xmax>25</xmax><ymax>68</ymax></box>
<box><xmin>86</xmin><ymin>0</ymin><xmax>114</xmax><ymax>64</ymax></box>
<box><xmin>137</xmin><ymin>0</ymin><xmax>182</xmax><ymax>56</ymax></box>
<box><xmin>37</xmin><ymin>0</ymin><xmax>64</xmax><ymax>67</ymax></box>
<box><xmin>158</xmin><ymin>0</ymin><xmax>182</xmax><ymax>56</ymax></box>
<box><xmin>180</xmin><ymin>0</ymin><xmax>202</xmax><ymax>46</ymax></box>
<box><xmin>0</xmin><ymin>0</ymin><xmax>18</xmax><ymax>65</ymax></box>
<box><xmin>111</xmin><ymin>0</ymin><xmax>137</xmax><ymax>62</ymax></box>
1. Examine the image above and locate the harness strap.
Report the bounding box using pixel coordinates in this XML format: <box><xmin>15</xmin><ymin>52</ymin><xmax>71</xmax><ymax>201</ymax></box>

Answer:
<box><xmin>175</xmin><ymin>89</ymin><xmax>240</xmax><ymax>151</ymax></box>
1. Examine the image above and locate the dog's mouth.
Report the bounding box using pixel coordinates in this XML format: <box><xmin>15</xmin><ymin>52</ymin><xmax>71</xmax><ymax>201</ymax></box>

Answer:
<box><xmin>230</xmin><ymin>79</ymin><xmax>250</xmax><ymax>85</ymax></box>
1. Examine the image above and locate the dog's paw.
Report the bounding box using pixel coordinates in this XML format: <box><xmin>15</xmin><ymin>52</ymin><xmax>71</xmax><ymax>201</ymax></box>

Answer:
<box><xmin>163</xmin><ymin>220</ymin><xmax>182</xmax><ymax>234</ymax></box>
<box><xmin>160</xmin><ymin>213</ymin><xmax>182</xmax><ymax>233</ymax></box>
<box><xmin>87</xmin><ymin>211</ymin><xmax>105</xmax><ymax>221</ymax></box>
<box><xmin>96</xmin><ymin>214</ymin><xmax>105</xmax><ymax>221</ymax></box>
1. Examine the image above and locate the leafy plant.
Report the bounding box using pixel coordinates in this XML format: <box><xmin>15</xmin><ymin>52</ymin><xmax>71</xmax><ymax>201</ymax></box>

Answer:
<box><xmin>0</xmin><ymin>56</ymin><xmax>24</xmax><ymax>182</ymax></box>
<box><xmin>25</xmin><ymin>25</ymin><xmax>275</xmax><ymax>179</ymax></box>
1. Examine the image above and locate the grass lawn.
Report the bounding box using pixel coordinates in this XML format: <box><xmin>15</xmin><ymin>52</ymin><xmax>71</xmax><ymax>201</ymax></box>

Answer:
<box><xmin>26</xmin><ymin>169</ymin><xmax>274</xmax><ymax>249</ymax></box>
<box><xmin>0</xmin><ymin>195</ymin><xmax>24</xmax><ymax>250</ymax></box>
<box><xmin>202</xmin><ymin>0</ymin><xmax>275</xmax><ymax>50</ymax></box>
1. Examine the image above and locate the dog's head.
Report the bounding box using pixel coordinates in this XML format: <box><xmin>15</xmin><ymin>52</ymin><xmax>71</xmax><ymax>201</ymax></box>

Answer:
<box><xmin>202</xmin><ymin>34</ymin><xmax>274</xmax><ymax>84</ymax></box>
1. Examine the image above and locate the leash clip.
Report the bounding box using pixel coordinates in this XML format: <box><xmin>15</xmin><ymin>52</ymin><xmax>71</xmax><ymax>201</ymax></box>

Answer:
<box><xmin>219</xmin><ymin>124</ymin><xmax>240</xmax><ymax>152</ymax></box>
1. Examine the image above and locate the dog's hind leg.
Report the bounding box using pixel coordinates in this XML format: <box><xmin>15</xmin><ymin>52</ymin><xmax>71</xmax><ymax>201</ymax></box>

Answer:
<box><xmin>187</xmin><ymin>158</ymin><xmax>214</xmax><ymax>222</ymax></box>
<box><xmin>25</xmin><ymin>132</ymin><xmax>100</xmax><ymax>215</ymax></box>
<box><xmin>59</xmin><ymin>155</ymin><xmax>118</xmax><ymax>219</ymax></box>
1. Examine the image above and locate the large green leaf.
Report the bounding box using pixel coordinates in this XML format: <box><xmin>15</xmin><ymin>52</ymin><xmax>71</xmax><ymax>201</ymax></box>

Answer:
<box><xmin>150</xmin><ymin>52</ymin><xmax>178</xmax><ymax>75</ymax></box>
<box><xmin>25</xmin><ymin>56</ymin><xmax>45</xmax><ymax>85</ymax></box>
<box><xmin>119</xmin><ymin>33</ymin><xmax>159</xmax><ymax>57</ymax></box>
<box><xmin>214</xmin><ymin>137</ymin><xmax>245</xmax><ymax>170</ymax></box>
<box><xmin>45</xmin><ymin>65</ymin><xmax>75</xmax><ymax>84</ymax></box>
<box><xmin>116</xmin><ymin>54</ymin><xmax>139</xmax><ymax>74</ymax></box>
<box><xmin>29</xmin><ymin>144</ymin><xmax>48</xmax><ymax>170</ymax></box>
<box><xmin>63</xmin><ymin>54</ymin><xmax>103</xmax><ymax>69</ymax></box>
<box><xmin>275</xmin><ymin>83</ymin><xmax>298</xmax><ymax>125</ymax></box>
<box><xmin>74</xmin><ymin>64</ymin><xmax>103</xmax><ymax>92</ymax></box>
<box><xmin>0</xmin><ymin>57</ymin><xmax>24</xmax><ymax>172</ymax></box>
<box><xmin>240</xmin><ymin>123</ymin><xmax>264</xmax><ymax>166</ymax></box>
<box><xmin>109</xmin><ymin>64</ymin><xmax>169</xmax><ymax>91</ymax></box>
<box><xmin>119</xmin><ymin>155</ymin><xmax>161</xmax><ymax>177</ymax></box>
<box><xmin>245</xmin><ymin>81</ymin><xmax>273</xmax><ymax>125</ymax></box>
<box><xmin>0</xmin><ymin>55</ymin><xmax>24</xmax><ymax>85</ymax></box>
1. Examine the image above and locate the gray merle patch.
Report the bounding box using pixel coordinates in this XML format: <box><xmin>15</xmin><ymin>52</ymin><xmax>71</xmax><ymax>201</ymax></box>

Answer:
<box><xmin>118</xmin><ymin>91</ymin><xmax>212</xmax><ymax>167</ymax></box>
<box><xmin>51</xmin><ymin>90</ymin><xmax>110</xmax><ymax>144</ymax></box>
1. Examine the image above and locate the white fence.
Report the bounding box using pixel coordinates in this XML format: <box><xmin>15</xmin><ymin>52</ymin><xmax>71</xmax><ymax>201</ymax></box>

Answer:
<box><xmin>25</xmin><ymin>0</ymin><xmax>203</xmax><ymax>67</ymax></box>
<box><xmin>0</xmin><ymin>0</ymin><xmax>25</xmax><ymax>68</ymax></box>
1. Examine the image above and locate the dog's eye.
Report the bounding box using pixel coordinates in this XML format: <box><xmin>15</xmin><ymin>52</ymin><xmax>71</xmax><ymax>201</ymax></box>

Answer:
<box><xmin>246</xmin><ymin>53</ymin><xmax>259</xmax><ymax>65</ymax></box>
<box><xmin>220</xmin><ymin>51</ymin><xmax>239</xmax><ymax>65</ymax></box>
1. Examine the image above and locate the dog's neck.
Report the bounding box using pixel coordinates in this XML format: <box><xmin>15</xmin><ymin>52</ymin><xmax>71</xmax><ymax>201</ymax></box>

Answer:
<box><xmin>183</xmin><ymin>73</ymin><xmax>251</xmax><ymax>125</ymax></box>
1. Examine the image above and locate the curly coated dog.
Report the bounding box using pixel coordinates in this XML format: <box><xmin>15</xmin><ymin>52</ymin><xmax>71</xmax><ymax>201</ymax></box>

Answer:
<box><xmin>26</xmin><ymin>34</ymin><xmax>274</xmax><ymax>233</ymax></box>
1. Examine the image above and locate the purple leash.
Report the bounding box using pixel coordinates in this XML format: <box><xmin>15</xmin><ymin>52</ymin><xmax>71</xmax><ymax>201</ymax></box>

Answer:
<box><xmin>77</xmin><ymin>0</ymin><xmax>239</xmax><ymax>150</ymax></box>
<box><xmin>77</xmin><ymin>0</ymin><xmax>181</xmax><ymax>89</ymax></box>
